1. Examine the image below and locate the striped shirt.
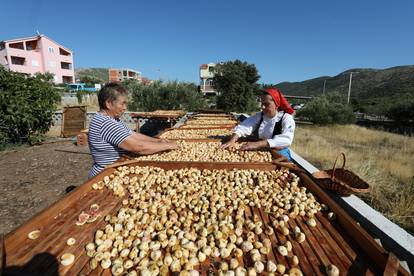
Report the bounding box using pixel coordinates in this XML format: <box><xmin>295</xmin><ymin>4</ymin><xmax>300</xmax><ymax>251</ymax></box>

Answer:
<box><xmin>88</xmin><ymin>112</ymin><xmax>132</xmax><ymax>177</ymax></box>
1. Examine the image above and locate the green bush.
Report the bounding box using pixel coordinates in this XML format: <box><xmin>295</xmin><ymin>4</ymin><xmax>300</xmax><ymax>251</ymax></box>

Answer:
<box><xmin>0</xmin><ymin>67</ymin><xmax>61</xmax><ymax>145</ymax></box>
<box><xmin>386</xmin><ymin>100</ymin><xmax>414</xmax><ymax>122</ymax></box>
<box><xmin>296</xmin><ymin>92</ymin><xmax>356</xmax><ymax>124</ymax></box>
<box><xmin>126</xmin><ymin>80</ymin><xmax>206</xmax><ymax>111</ymax></box>
<box><xmin>214</xmin><ymin>60</ymin><xmax>260</xmax><ymax>113</ymax></box>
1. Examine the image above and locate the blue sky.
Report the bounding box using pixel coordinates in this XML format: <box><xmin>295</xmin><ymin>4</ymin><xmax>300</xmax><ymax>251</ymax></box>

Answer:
<box><xmin>1</xmin><ymin>0</ymin><xmax>413</xmax><ymax>84</ymax></box>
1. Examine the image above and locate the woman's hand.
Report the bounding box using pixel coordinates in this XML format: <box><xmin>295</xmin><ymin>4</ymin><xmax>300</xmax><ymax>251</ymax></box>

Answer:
<box><xmin>220</xmin><ymin>134</ymin><xmax>239</xmax><ymax>149</ymax></box>
<box><xmin>240</xmin><ymin>140</ymin><xmax>269</xmax><ymax>151</ymax></box>
<box><xmin>168</xmin><ymin>141</ymin><xmax>179</xmax><ymax>150</ymax></box>
<box><xmin>239</xmin><ymin>142</ymin><xmax>259</xmax><ymax>151</ymax></box>
<box><xmin>220</xmin><ymin>140</ymin><xmax>236</xmax><ymax>149</ymax></box>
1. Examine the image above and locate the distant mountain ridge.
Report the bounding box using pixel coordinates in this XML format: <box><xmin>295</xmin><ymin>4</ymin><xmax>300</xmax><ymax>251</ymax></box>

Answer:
<box><xmin>75</xmin><ymin>66</ymin><xmax>414</xmax><ymax>102</ymax></box>
<box><xmin>275</xmin><ymin>65</ymin><xmax>414</xmax><ymax>100</ymax></box>
<box><xmin>75</xmin><ymin>68</ymin><xmax>109</xmax><ymax>82</ymax></box>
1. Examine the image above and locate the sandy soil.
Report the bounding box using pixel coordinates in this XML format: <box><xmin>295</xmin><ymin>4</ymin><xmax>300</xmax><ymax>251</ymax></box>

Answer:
<box><xmin>0</xmin><ymin>140</ymin><xmax>92</xmax><ymax>234</ymax></box>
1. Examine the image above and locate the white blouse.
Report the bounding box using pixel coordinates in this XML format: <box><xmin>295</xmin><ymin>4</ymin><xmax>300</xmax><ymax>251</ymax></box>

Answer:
<box><xmin>234</xmin><ymin>111</ymin><xmax>295</xmax><ymax>148</ymax></box>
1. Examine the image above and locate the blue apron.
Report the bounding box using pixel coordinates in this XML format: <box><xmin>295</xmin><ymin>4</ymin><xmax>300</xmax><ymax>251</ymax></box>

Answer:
<box><xmin>277</xmin><ymin>147</ymin><xmax>292</xmax><ymax>161</ymax></box>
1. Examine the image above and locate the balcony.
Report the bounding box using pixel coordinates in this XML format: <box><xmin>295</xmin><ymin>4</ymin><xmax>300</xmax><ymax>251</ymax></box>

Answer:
<box><xmin>9</xmin><ymin>42</ymin><xmax>24</xmax><ymax>50</ymax></box>
<box><xmin>61</xmin><ymin>62</ymin><xmax>72</xmax><ymax>70</ymax></box>
<box><xmin>25</xmin><ymin>40</ymin><xmax>39</xmax><ymax>51</ymax></box>
<box><xmin>62</xmin><ymin>76</ymin><xmax>73</xmax><ymax>84</ymax></box>
<box><xmin>59</xmin><ymin>48</ymin><xmax>71</xmax><ymax>56</ymax></box>
<box><xmin>10</xmin><ymin>56</ymin><xmax>26</xmax><ymax>65</ymax></box>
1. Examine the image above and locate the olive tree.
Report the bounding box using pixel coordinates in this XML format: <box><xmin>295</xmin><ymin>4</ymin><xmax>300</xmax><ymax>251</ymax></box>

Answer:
<box><xmin>126</xmin><ymin>80</ymin><xmax>206</xmax><ymax>111</ymax></box>
<box><xmin>213</xmin><ymin>60</ymin><xmax>260</xmax><ymax>113</ymax></box>
<box><xmin>296</xmin><ymin>92</ymin><xmax>356</xmax><ymax>124</ymax></box>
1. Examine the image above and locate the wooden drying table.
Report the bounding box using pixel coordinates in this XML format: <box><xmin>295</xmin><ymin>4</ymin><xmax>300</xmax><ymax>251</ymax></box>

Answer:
<box><xmin>157</xmin><ymin>127</ymin><xmax>234</xmax><ymax>141</ymax></box>
<box><xmin>178</xmin><ymin>124</ymin><xmax>237</xmax><ymax>129</ymax></box>
<box><xmin>3</xmin><ymin>162</ymin><xmax>410</xmax><ymax>276</ymax></box>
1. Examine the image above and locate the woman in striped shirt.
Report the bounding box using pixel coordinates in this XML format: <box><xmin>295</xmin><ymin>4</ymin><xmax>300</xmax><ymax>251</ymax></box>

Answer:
<box><xmin>88</xmin><ymin>83</ymin><xmax>178</xmax><ymax>177</ymax></box>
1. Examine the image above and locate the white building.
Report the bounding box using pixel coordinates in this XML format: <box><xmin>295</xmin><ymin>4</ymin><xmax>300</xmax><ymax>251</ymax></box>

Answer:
<box><xmin>199</xmin><ymin>63</ymin><xmax>219</xmax><ymax>96</ymax></box>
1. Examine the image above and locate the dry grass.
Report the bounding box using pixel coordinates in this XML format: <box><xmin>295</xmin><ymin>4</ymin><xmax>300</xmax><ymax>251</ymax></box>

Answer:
<box><xmin>292</xmin><ymin>124</ymin><xmax>414</xmax><ymax>233</ymax></box>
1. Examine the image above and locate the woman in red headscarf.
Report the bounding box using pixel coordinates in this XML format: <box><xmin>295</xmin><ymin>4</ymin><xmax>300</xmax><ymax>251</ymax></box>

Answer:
<box><xmin>221</xmin><ymin>88</ymin><xmax>296</xmax><ymax>161</ymax></box>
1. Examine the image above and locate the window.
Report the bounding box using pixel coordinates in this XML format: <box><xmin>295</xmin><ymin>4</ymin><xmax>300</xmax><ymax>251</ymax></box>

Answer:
<box><xmin>32</xmin><ymin>60</ymin><xmax>39</xmax><ymax>67</ymax></box>
<box><xmin>48</xmin><ymin>47</ymin><xmax>54</xmax><ymax>53</ymax></box>
<box><xmin>61</xmin><ymin>62</ymin><xmax>72</xmax><ymax>70</ymax></box>
<box><xmin>25</xmin><ymin>40</ymin><xmax>38</xmax><ymax>51</ymax></box>
<box><xmin>59</xmin><ymin>47</ymin><xmax>71</xmax><ymax>56</ymax></box>
<box><xmin>10</xmin><ymin>56</ymin><xmax>25</xmax><ymax>65</ymax></box>
<box><xmin>62</xmin><ymin>76</ymin><xmax>73</xmax><ymax>83</ymax></box>
<box><xmin>9</xmin><ymin>42</ymin><xmax>24</xmax><ymax>49</ymax></box>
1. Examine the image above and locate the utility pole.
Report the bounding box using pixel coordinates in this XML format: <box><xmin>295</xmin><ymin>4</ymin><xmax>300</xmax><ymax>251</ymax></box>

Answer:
<box><xmin>323</xmin><ymin>79</ymin><xmax>327</xmax><ymax>95</ymax></box>
<box><xmin>347</xmin><ymin>72</ymin><xmax>359</xmax><ymax>104</ymax></box>
<box><xmin>156</xmin><ymin>69</ymin><xmax>161</xmax><ymax>80</ymax></box>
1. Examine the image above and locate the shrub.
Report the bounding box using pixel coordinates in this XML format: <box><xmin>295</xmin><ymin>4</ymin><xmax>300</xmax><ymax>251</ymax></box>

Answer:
<box><xmin>296</xmin><ymin>92</ymin><xmax>356</xmax><ymax>124</ymax></box>
<box><xmin>386</xmin><ymin>96</ymin><xmax>414</xmax><ymax>122</ymax></box>
<box><xmin>0</xmin><ymin>67</ymin><xmax>61</xmax><ymax>145</ymax></box>
<box><xmin>126</xmin><ymin>80</ymin><xmax>206</xmax><ymax>111</ymax></box>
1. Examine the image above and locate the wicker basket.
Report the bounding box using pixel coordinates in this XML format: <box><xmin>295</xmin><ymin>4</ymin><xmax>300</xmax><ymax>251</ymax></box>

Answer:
<box><xmin>312</xmin><ymin>153</ymin><xmax>370</xmax><ymax>197</ymax></box>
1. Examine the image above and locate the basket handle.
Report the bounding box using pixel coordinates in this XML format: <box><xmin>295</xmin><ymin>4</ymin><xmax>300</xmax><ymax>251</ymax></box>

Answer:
<box><xmin>331</xmin><ymin>153</ymin><xmax>346</xmax><ymax>179</ymax></box>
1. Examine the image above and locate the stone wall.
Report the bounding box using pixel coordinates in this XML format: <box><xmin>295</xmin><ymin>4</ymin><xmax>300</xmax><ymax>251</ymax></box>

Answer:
<box><xmin>52</xmin><ymin>111</ymin><xmax>145</xmax><ymax>130</ymax></box>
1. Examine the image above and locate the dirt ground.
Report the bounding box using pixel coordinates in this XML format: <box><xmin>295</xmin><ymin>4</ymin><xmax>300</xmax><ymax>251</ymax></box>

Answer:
<box><xmin>0</xmin><ymin>139</ymin><xmax>92</xmax><ymax>234</ymax></box>
<box><xmin>0</xmin><ymin>121</ymin><xmax>167</xmax><ymax>235</ymax></box>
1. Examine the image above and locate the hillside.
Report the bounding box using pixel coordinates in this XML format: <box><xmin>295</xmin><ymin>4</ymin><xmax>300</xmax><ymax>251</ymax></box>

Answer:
<box><xmin>275</xmin><ymin>65</ymin><xmax>414</xmax><ymax>100</ymax></box>
<box><xmin>75</xmin><ymin>67</ymin><xmax>109</xmax><ymax>82</ymax></box>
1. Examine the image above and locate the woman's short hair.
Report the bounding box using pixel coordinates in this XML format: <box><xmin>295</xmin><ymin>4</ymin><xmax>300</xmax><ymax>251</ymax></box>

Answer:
<box><xmin>98</xmin><ymin>83</ymin><xmax>128</xmax><ymax>110</ymax></box>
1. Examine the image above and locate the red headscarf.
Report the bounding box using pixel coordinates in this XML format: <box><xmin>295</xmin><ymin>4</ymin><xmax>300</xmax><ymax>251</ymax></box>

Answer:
<box><xmin>262</xmin><ymin>88</ymin><xmax>295</xmax><ymax>115</ymax></box>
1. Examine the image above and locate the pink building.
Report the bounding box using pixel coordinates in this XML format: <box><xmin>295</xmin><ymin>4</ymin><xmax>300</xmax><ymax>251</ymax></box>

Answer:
<box><xmin>0</xmin><ymin>34</ymin><xmax>75</xmax><ymax>84</ymax></box>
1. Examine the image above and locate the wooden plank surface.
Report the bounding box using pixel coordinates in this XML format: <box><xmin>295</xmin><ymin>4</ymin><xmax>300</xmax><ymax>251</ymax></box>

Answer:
<box><xmin>383</xmin><ymin>253</ymin><xmax>399</xmax><ymax>276</ymax></box>
<box><xmin>179</xmin><ymin>124</ymin><xmax>237</xmax><ymax>129</ymax></box>
<box><xmin>4</xmin><ymin>161</ymin><xmax>409</xmax><ymax>275</ymax></box>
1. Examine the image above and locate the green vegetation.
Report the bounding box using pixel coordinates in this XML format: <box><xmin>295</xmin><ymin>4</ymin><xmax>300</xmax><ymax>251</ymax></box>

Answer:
<box><xmin>386</xmin><ymin>99</ymin><xmax>414</xmax><ymax>122</ymax></box>
<box><xmin>126</xmin><ymin>80</ymin><xmax>206</xmax><ymax>111</ymax></box>
<box><xmin>214</xmin><ymin>60</ymin><xmax>260</xmax><ymax>113</ymax></box>
<box><xmin>0</xmin><ymin>67</ymin><xmax>60</xmax><ymax>147</ymax></box>
<box><xmin>75</xmin><ymin>68</ymin><xmax>109</xmax><ymax>83</ymax></box>
<box><xmin>296</xmin><ymin>92</ymin><xmax>356</xmax><ymax>124</ymax></box>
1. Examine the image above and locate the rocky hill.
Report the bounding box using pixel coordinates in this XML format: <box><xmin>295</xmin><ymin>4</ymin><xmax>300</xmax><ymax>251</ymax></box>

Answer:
<box><xmin>275</xmin><ymin>65</ymin><xmax>414</xmax><ymax>100</ymax></box>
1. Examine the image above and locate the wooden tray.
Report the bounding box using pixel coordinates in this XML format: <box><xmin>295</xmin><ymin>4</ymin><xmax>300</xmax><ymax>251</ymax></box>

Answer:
<box><xmin>178</xmin><ymin>124</ymin><xmax>237</xmax><ymax>129</ymax></box>
<box><xmin>157</xmin><ymin>128</ymin><xmax>233</xmax><ymax>141</ymax></box>
<box><xmin>3</xmin><ymin>162</ymin><xmax>409</xmax><ymax>275</ymax></box>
